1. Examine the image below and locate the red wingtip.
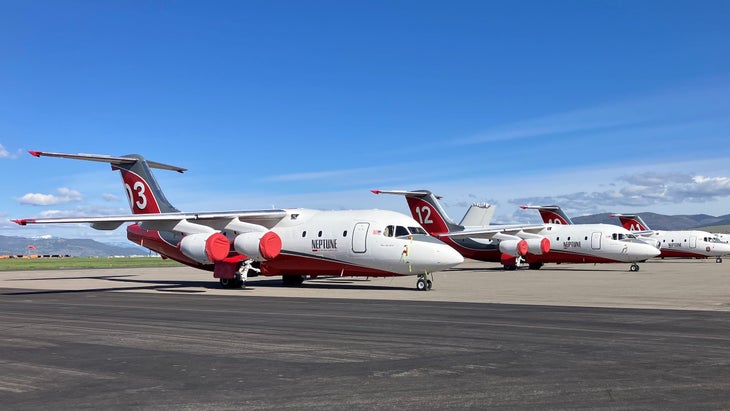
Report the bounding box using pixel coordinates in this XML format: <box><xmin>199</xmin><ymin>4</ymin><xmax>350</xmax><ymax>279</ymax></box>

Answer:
<box><xmin>519</xmin><ymin>205</ymin><xmax>527</xmax><ymax>209</ymax></box>
<box><xmin>28</xmin><ymin>150</ymin><xmax>42</xmax><ymax>157</ymax></box>
<box><xmin>12</xmin><ymin>219</ymin><xmax>29</xmax><ymax>226</ymax></box>
<box><xmin>371</xmin><ymin>190</ymin><xmax>381</xmax><ymax>195</ymax></box>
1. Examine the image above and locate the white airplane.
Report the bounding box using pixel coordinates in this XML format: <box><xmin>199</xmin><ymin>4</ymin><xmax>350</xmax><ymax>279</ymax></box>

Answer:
<box><xmin>12</xmin><ymin>151</ymin><xmax>463</xmax><ymax>291</ymax></box>
<box><xmin>519</xmin><ymin>205</ymin><xmax>661</xmax><ymax>271</ymax></box>
<box><xmin>373</xmin><ymin>190</ymin><xmax>659</xmax><ymax>271</ymax></box>
<box><xmin>372</xmin><ymin>190</ymin><xmax>550</xmax><ymax>270</ymax></box>
<box><xmin>610</xmin><ymin>213</ymin><xmax>730</xmax><ymax>263</ymax></box>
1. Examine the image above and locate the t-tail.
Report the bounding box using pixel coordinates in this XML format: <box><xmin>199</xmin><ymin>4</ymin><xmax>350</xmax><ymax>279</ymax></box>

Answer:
<box><xmin>370</xmin><ymin>190</ymin><xmax>463</xmax><ymax>234</ymax></box>
<box><xmin>28</xmin><ymin>151</ymin><xmax>184</xmax><ymax>214</ymax></box>
<box><xmin>520</xmin><ymin>205</ymin><xmax>573</xmax><ymax>225</ymax></box>
<box><xmin>609</xmin><ymin>213</ymin><xmax>652</xmax><ymax>234</ymax></box>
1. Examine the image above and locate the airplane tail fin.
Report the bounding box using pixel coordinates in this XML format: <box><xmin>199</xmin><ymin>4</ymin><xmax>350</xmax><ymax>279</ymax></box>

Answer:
<box><xmin>458</xmin><ymin>203</ymin><xmax>495</xmax><ymax>228</ymax></box>
<box><xmin>371</xmin><ymin>189</ymin><xmax>462</xmax><ymax>234</ymax></box>
<box><xmin>520</xmin><ymin>205</ymin><xmax>573</xmax><ymax>225</ymax></box>
<box><xmin>609</xmin><ymin>213</ymin><xmax>652</xmax><ymax>233</ymax></box>
<box><xmin>28</xmin><ymin>151</ymin><xmax>185</xmax><ymax>214</ymax></box>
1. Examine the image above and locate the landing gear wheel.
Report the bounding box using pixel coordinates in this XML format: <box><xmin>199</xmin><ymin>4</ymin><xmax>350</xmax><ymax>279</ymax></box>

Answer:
<box><xmin>528</xmin><ymin>263</ymin><xmax>544</xmax><ymax>270</ymax></box>
<box><xmin>630</xmin><ymin>263</ymin><xmax>640</xmax><ymax>272</ymax></box>
<box><xmin>716</xmin><ymin>257</ymin><xmax>723</xmax><ymax>263</ymax></box>
<box><xmin>220</xmin><ymin>273</ymin><xmax>244</xmax><ymax>289</ymax></box>
<box><xmin>426</xmin><ymin>280</ymin><xmax>432</xmax><ymax>290</ymax></box>
<box><xmin>416</xmin><ymin>278</ymin><xmax>427</xmax><ymax>291</ymax></box>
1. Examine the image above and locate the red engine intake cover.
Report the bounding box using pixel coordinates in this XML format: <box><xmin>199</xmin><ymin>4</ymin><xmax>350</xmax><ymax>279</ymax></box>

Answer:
<box><xmin>517</xmin><ymin>239</ymin><xmax>528</xmax><ymax>256</ymax></box>
<box><xmin>205</xmin><ymin>233</ymin><xmax>230</xmax><ymax>262</ymax></box>
<box><xmin>259</xmin><ymin>231</ymin><xmax>283</xmax><ymax>260</ymax></box>
<box><xmin>539</xmin><ymin>237</ymin><xmax>551</xmax><ymax>254</ymax></box>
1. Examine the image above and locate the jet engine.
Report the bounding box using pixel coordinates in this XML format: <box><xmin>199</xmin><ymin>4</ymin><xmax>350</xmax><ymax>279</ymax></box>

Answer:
<box><xmin>523</xmin><ymin>237</ymin><xmax>551</xmax><ymax>255</ymax></box>
<box><xmin>234</xmin><ymin>231</ymin><xmax>282</xmax><ymax>260</ymax></box>
<box><xmin>498</xmin><ymin>239</ymin><xmax>528</xmax><ymax>257</ymax></box>
<box><xmin>493</xmin><ymin>233</ymin><xmax>529</xmax><ymax>257</ymax></box>
<box><xmin>179</xmin><ymin>232</ymin><xmax>230</xmax><ymax>264</ymax></box>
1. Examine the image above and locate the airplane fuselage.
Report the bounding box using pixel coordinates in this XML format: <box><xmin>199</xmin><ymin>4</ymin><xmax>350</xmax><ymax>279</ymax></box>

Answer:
<box><xmin>127</xmin><ymin>208</ymin><xmax>463</xmax><ymax>278</ymax></box>
<box><xmin>638</xmin><ymin>230</ymin><xmax>730</xmax><ymax>259</ymax></box>
<box><xmin>440</xmin><ymin>223</ymin><xmax>659</xmax><ymax>265</ymax></box>
<box><xmin>526</xmin><ymin>223</ymin><xmax>660</xmax><ymax>264</ymax></box>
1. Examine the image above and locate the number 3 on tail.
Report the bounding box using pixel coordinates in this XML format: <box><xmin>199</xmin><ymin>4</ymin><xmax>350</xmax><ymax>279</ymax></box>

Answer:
<box><xmin>125</xmin><ymin>181</ymin><xmax>148</xmax><ymax>210</ymax></box>
<box><xmin>414</xmin><ymin>206</ymin><xmax>433</xmax><ymax>225</ymax></box>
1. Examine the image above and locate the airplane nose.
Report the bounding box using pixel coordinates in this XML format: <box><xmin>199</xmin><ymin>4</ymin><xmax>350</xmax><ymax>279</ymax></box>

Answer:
<box><xmin>440</xmin><ymin>244</ymin><xmax>465</xmax><ymax>267</ymax></box>
<box><xmin>642</xmin><ymin>244</ymin><xmax>662</xmax><ymax>259</ymax></box>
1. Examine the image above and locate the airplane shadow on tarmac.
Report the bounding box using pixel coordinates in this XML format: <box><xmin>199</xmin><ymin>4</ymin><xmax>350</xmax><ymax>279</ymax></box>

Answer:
<box><xmin>2</xmin><ymin>274</ymin><xmax>415</xmax><ymax>296</ymax></box>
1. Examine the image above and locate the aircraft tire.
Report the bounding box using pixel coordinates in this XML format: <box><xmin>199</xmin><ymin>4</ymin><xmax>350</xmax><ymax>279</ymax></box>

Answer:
<box><xmin>630</xmin><ymin>263</ymin><xmax>640</xmax><ymax>272</ymax></box>
<box><xmin>528</xmin><ymin>263</ymin><xmax>544</xmax><ymax>270</ymax></box>
<box><xmin>416</xmin><ymin>278</ymin><xmax>427</xmax><ymax>291</ymax></box>
<box><xmin>426</xmin><ymin>280</ymin><xmax>432</xmax><ymax>290</ymax></box>
<box><xmin>716</xmin><ymin>257</ymin><xmax>723</xmax><ymax>263</ymax></box>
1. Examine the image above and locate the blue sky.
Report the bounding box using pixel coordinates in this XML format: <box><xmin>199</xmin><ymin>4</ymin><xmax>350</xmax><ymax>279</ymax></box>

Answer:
<box><xmin>2</xmin><ymin>0</ymin><xmax>730</xmax><ymax>243</ymax></box>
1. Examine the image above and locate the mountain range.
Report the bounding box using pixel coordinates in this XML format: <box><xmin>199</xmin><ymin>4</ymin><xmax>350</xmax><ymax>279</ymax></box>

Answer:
<box><xmin>0</xmin><ymin>235</ymin><xmax>150</xmax><ymax>257</ymax></box>
<box><xmin>572</xmin><ymin>212</ymin><xmax>730</xmax><ymax>231</ymax></box>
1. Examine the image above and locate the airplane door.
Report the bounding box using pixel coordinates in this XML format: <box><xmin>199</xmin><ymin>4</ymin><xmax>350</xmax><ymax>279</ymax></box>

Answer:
<box><xmin>352</xmin><ymin>223</ymin><xmax>369</xmax><ymax>253</ymax></box>
<box><xmin>591</xmin><ymin>232</ymin><xmax>602</xmax><ymax>250</ymax></box>
<box><xmin>689</xmin><ymin>236</ymin><xmax>697</xmax><ymax>249</ymax></box>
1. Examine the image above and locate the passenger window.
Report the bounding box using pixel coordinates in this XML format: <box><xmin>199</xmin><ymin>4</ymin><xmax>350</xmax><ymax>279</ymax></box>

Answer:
<box><xmin>343</xmin><ymin>230</ymin><xmax>348</xmax><ymax>237</ymax></box>
<box><xmin>302</xmin><ymin>231</ymin><xmax>307</xmax><ymax>238</ymax></box>
<box><xmin>318</xmin><ymin>231</ymin><xmax>323</xmax><ymax>237</ymax></box>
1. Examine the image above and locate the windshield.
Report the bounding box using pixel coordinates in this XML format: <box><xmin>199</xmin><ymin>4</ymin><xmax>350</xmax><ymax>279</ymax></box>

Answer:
<box><xmin>408</xmin><ymin>226</ymin><xmax>427</xmax><ymax>235</ymax></box>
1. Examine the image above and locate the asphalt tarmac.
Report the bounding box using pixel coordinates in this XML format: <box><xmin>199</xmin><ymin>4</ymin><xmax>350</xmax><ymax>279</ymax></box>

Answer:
<box><xmin>1</xmin><ymin>259</ymin><xmax>729</xmax><ymax>410</ymax></box>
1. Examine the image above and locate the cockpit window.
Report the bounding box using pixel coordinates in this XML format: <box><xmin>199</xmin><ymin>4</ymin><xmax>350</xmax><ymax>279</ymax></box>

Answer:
<box><xmin>408</xmin><ymin>226</ymin><xmax>427</xmax><ymax>235</ymax></box>
<box><xmin>383</xmin><ymin>225</ymin><xmax>394</xmax><ymax>237</ymax></box>
<box><xmin>395</xmin><ymin>226</ymin><xmax>409</xmax><ymax>237</ymax></box>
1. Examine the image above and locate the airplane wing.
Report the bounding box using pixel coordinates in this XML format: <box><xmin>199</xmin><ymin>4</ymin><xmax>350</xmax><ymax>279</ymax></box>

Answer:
<box><xmin>439</xmin><ymin>224</ymin><xmax>546</xmax><ymax>240</ymax></box>
<box><xmin>13</xmin><ymin>210</ymin><xmax>289</xmax><ymax>233</ymax></box>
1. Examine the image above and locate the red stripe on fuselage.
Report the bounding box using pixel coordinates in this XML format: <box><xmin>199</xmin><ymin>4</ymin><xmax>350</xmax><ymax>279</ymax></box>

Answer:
<box><xmin>659</xmin><ymin>249</ymin><xmax>709</xmax><ymax>259</ymax></box>
<box><xmin>438</xmin><ymin>237</ymin><xmax>502</xmax><ymax>262</ymax></box>
<box><xmin>126</xmin><ymin>224</ymin><xmax>210</xmax><ymax>270</ymax></box>
<box><xmin>524</xmin><ymin>250</ymin><xmax>622</xmax><ymax>264</ymax></box>
<box><xmin>260</xmin><ymin>254</ymin><xmax>404</xmax><ymax>277</ymax></box>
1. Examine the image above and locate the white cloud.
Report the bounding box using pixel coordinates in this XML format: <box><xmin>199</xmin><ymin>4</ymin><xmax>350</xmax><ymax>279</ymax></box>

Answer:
<box><xmin>102</xmin><ymin>193</ymin><xmax>121</xmax><ymax>202</ymax></box>
<box><xmin>509</xmin><ymin>172</ymin><xmax>730</xmax><ymax>216</ymax></box>
<box><xmin>16</xmin><ymin>188</ymin><xmax>84</xmax><ymax>206</ymax></box>
<box><xmin>0</xmin><ymin>144</ymin><xmax>22</xmax><ymax>159</ymax></box>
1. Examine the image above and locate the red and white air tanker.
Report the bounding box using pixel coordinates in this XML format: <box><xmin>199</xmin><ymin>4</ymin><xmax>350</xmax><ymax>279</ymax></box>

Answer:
<box><xmin>518</xmin><ymin>205</ymin><xmax>661</xmax><ymax>271</ymax></box>
<box><xmin>610</xmin><ymin>213</ymin><xmax>730</xmax><ymax>263</ymax></box>
<box><xmin>372</xmin><ymin>190</ymin><xmax>660</xmax><ymax>271</ymax></box>
<box><xmin>372</xmin><ymin>189</ymin><xmax>551</xmax><ymax>270</ymax></box>
<box><xmin>12</xmin><ymin>152</ymin><xmax>463</xmax><ymax>290</ymax></box>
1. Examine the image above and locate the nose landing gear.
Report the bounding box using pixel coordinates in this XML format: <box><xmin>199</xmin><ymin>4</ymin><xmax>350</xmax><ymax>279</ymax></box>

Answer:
<box><xmin>416</xmin><ymin>273</ymin><xmax>433</xmax><ymax>291</ymax></box>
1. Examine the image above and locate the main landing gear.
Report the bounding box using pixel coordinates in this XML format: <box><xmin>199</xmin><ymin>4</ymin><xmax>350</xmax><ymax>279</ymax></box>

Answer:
<box><xmin>629</xmin><ymin>263</ymin><xmax>640</xmax><ymax>272</ymax></box>
<box><xmin>220</xmin><ymin>273</ymin><xmax>244</xmax><ymax>289</ymax></box>
<box><xmin>219</xmin><ymin>259</ymin><xmax>260</xmax><ymax>289</ymax></box>
<box><xmin>416</xmin><ymin>273</ymin><xmax>433</xmax><ymax>291</ymax></box>
<box><xmin>716</xmin><ymin>257</ymin><xmax>723</xmax><ymax>263</ymax></box>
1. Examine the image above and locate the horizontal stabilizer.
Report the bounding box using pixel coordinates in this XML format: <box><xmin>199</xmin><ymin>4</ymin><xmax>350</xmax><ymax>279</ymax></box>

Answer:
<box><xmin>28</xmin><ymin>151</ymin><xmax>187</xmax><ymax>173</ymax></box>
